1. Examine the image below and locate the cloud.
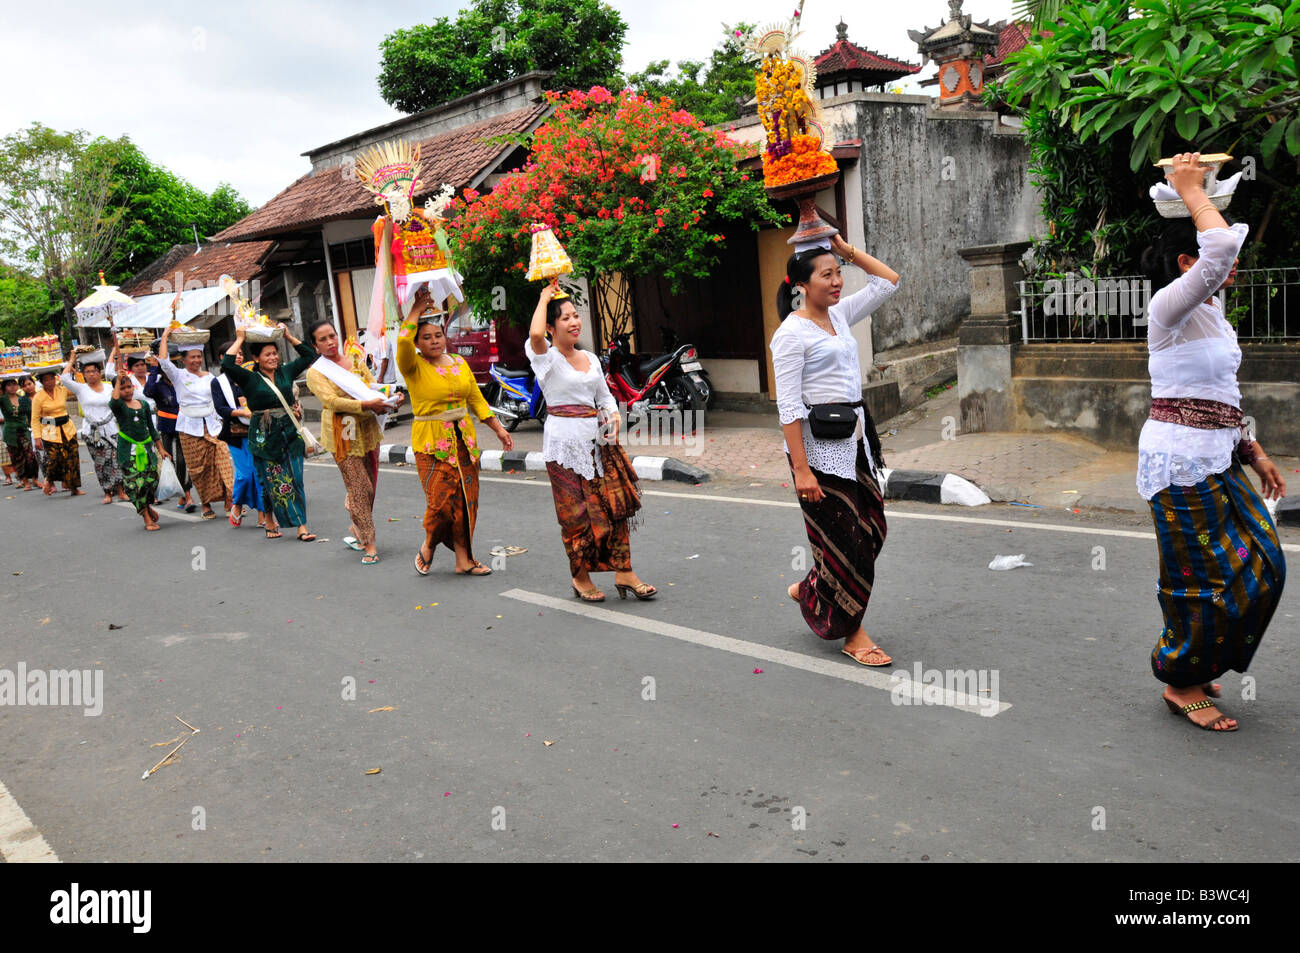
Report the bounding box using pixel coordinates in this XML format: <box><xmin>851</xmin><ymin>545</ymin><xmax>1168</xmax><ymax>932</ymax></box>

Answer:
<box><xmin>1</xmin><ymin>0</ymin><xmax>1017</xmax><ymax>208</ymax></box>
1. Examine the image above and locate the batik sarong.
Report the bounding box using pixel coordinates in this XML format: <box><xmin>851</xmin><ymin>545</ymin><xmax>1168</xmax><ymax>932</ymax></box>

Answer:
<box><xmin>1149</xmin><ymin>458</ymin><xmax>1286</xmax><ymax>687</ymax></box>
<box><xmin>544</xmin><ymin>459</ymin><xmax>631</xmax><ymax>577</ymax></box>
<box><xmin>417</xmin><ymin>436</ymin><xmax>477</xmax><ymax>558</ymax></box>
<box><xmin>121</xmin><ymin>450</ymin><xmax>159</xmax><ymax>515</ymax></box>
<box><xmin>338</xmin><ymin>449</ymin><xmax>380</xmax><ymax>548</ymax></box>
<box><xmin>255</xmin><ymin>452</ymin><xmax>306</xmax><ymax>527</ymax></box>
<box><xmin>790</xmin><ymin>445</ymin><xmax>888</xmax><ymax>641</ymax></box>
<box><xmin>86</xmin><ymin>433</ymin><xmax>122</xmax><ymax>493</ymax></box>
<box><xmin>6</xmin><ymin>432</ymin><xmax>38</xmax><ymax>481</ymax></box>
<box><xmin>42</xmin><ymin>438</ymin><xmax>80</xmax><ymax>488</ymax></box>
<box><xmin>179</xmin><ymin>433</ymin><xmax>233</xmax><ymax>505</ymax></box>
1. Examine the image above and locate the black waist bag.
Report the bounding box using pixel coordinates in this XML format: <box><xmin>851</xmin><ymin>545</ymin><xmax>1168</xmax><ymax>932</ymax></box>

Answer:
<box><xmin>805</xmin><ymin>401</ymin><xmax>860</xmax><ymax>440</ymax></box>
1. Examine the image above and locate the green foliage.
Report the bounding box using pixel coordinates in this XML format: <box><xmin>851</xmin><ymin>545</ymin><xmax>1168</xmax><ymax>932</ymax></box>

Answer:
<box><xmin>445</xmin><ymin>87</ymin><xmax>783</xmax><ymax>329</ymax></box>
<box><xmin>995</xmin><ymin>0</ymin><xmax>1300</xmax><ymax>275</ymax></box>
<box><xmin>378</xmin><ymin>0</ymin><xmax>627</xmax><ymax>114</ymax></box>
<box><xmin>0</xmin><ymin>265</ymin><xmax>57</xmax><ymax>343</ymax></box>
<box><xmin>92</xmin><ymin>138</ymin><xmax>253</xmax><ymax>282</ymax></box>
<box><xmin>626</xmin><ymin>23</ymin><xmax>758</xmax><ymax>127</ymax></box>
<box><xmin>1001</xmin><ymin>0</ymin><xmax>1300</xmax><ymax>171</ymax></box>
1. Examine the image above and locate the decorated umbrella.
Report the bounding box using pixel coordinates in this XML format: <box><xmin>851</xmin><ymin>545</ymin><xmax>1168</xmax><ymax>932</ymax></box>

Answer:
<box><xmin>74</xmin><ymin>270</ymin><xmax>137</xmax><ymax>327</ymax></box>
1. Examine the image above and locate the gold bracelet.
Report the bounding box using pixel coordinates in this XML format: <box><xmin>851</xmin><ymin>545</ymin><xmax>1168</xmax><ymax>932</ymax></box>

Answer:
<box><xmin>1189</xmin><ymin>204</ymin><xmax>1217</xmax><ymax>221</ymax></box>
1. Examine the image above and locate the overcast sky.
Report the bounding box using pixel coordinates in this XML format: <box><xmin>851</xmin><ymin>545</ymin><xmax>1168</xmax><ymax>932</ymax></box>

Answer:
<box><xmin>0</xmin><ymin>0</ymin><xmax>1017</xmax><ymax>207</ymax></box>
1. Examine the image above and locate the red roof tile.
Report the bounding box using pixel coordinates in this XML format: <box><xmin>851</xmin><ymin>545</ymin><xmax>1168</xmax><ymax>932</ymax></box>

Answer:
<box><xmin>214</xmin><ymin>103</ymin><xmax>551</xmax><ymax>242</ymax></box>
<box><xmin>815</xmin><ymin>40</ymin><xmax>920</xmax><ymax>80</ymax></box>
<box><xmin>120</xmin><ymin>240</ymin><xmax>274</xmax><ymax>297</ymax></box>
<box><xmin>987</xmin><ymin>21</ymin><xmax>1032</xmax><ymax>67</ymax></box>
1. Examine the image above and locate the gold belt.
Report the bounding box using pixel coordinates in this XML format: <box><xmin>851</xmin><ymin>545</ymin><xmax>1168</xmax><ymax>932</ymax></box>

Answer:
<box><xmin>416</xmin><ymin>406</ymin><xmax>468</xmax><ymax>422</ymax></box>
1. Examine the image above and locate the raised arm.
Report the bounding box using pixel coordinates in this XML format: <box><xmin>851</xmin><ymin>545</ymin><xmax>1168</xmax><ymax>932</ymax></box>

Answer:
<box><xmin>529</xmin><ymin>282</ymin><xmax>557</xmax><ymax>357</ymax></box>
<box><xmin>396</xmin><ymin>322</ymin><xmax>419</xmax><ymax>379</ymax></box>
<box><xmin>283</xmin><ymin>326</ymin><xmax>318</xmax><ymax>378</ymax></box>
<box><xmin>829</xmin><ymin>234</ymin><xmax>899</xmax><ymax>328</ymax></box>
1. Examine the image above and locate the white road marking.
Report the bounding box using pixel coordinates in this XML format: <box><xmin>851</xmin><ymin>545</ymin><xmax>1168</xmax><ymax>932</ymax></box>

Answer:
<box><xmin>500</xmin><ymin>588</ymin><xmax>1011</xmax><ymax>717</ymax></box>
<box><xmin>322</xmin><ymin>462</ymin><xmax>1300</xmax><ymax>553</ymax></box>
<box><xmin>112</xmin><ymin>501</ymin><xmax>206</xmax><ymax>522</ymax></box>
<box><xmin>0</xmin><ymin>778</ymin><xmax>59</xmax><ymax>863</ymax></box>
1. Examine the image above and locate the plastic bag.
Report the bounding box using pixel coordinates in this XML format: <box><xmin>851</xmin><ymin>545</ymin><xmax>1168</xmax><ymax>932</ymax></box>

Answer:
<box><xmin>988</xmin><ymin>554</ymin><xmax>1032</xmax><ymax>571</ymax></box>
<box><xmin>156</xmin><ymin>457</ymin><xmax>183</xmax><ymax>501</ymax></box>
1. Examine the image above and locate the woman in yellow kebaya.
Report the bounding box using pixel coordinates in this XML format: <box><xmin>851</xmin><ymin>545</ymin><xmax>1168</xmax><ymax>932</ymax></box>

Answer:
<box><xmin>400</xmin><ymin>292</ymin><xmax>513</xmax><ymax>576</ymax></box>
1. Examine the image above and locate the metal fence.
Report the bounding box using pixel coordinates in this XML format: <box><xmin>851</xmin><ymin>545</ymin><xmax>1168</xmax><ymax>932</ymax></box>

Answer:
<box><xmin>1019</xmin><ymin>268</ymin><xmax>1299</xmax><ymax>342</ymax></box>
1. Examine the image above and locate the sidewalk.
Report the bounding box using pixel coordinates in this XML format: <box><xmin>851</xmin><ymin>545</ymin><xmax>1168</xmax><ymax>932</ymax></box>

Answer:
<box><xmin>364</xmin><ymin>387</ymin><xmax>1299</xmax><ymax>518</ymax></box>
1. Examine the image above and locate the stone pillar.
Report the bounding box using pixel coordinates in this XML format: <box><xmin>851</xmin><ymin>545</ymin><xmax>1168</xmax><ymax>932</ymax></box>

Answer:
<box><xmin>956</xmin><ymin>241</ymin><xmax>1030</xmax><ymax>434</ymax></box>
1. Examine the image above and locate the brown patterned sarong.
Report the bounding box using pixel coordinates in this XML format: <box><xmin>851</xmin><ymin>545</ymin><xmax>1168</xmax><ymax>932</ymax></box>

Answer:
<box><xmin>790</xmin><ymin>444</ymin><xmax>888</xmax><ymax>641</ymax></box>
<box><xmin>43</xmin><ymin>438</ymin><xmax>81</xmax><ymax>488</ymax></box>
<box><xmin>1150</xmin><ymin>396</ymin><xmax>1256</xmax><ymax>461</ymax></box>
<box><xmin>5</xmin><ymin>432</ymin><xmax>38</xmax><ymax>481</ymax></box>
<box><xmin>179</xmin><ymin>433</ymin><xmax>234</xmax><ymax>505</ymax></box>
<box><xmin>337</xmin><ymin>449</ymin><xmax>379</xmax><ymax>548</ymax></box>
<box><xmin>545</xmin><ymin>460</ymin><xmax>632</xmax><ymax>576</ymax></box>
<box><xmin>416</xmin><ymin>435</ymin><xmax>478</xmax><ymax>559</ymax></box>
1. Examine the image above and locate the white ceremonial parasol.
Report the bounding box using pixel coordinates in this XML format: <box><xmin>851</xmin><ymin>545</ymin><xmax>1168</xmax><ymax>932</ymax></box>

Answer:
<box><xmin>74</xmin><ymin>271</ymin><xmax>137</xmax><ymax>325</ymax></box>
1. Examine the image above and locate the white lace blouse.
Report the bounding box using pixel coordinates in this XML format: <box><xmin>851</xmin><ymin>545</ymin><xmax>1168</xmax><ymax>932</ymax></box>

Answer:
<box><xmin>769</xmin><ymin>273</ymin><xmax>900</xmax><ymax>480</ymax></box>
<box><xmin>1137</xmin><ymin>223</ymin><xmax>1248</xmax><ymax>500</ymax></box>
<box><xmin>60</xmin><ymin>369</ymin><xmax>117</xmax><ymax>442</ymax></box>
<box><xmin>526</xmin><ymin>339</ymin><xmax>618</xmax><ymax>481</ymax></box>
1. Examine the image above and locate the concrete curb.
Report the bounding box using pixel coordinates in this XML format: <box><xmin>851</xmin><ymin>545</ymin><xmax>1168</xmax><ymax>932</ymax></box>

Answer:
<box><xmin>881</xmin><ymin>468</ymin><xmax>991</xmax><ymax>506</ymax></box>
<box><xmin>1278</xmin><ymin>495</ymin><xmax>1298</xmax><ymax>528</ymax></box>
<box><xmin>377</xmin><ymin>445</ymin><xmax>711</xmax><ymax>484</ymax></box>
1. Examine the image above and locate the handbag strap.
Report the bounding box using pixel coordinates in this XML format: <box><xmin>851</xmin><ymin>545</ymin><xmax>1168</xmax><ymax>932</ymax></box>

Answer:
<box><xmin>261</xmin><ymin>371</ymin><xmax>309</xmax><ymax>441</ymax></box>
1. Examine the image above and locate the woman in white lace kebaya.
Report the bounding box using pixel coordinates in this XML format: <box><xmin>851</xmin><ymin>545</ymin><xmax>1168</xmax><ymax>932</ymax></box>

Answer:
<box><xmin>769</xmin><ymin>233</ymin><xmax>899</xmax><ymax>665</ymax></box>
<box><xmin>527</xmin><ymin>282</ymin><xmax>654</xmax><ymax>602</ymax></box>
<box><xmin>1138</xmin><ymin>152</ymin><xmax>1287</xmax><ymax>732</ymax></box>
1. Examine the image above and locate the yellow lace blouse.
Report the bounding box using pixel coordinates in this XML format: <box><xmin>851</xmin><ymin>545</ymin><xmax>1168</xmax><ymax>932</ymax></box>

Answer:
<box><xmin>396</xmin><ymin>335</ymin><xmax>494</xmax><ymax>465</ymax></box>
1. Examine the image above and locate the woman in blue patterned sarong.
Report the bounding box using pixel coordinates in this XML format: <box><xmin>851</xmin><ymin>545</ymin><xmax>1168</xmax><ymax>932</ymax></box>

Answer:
<box><xmin>1138</xmin><ymin>153</ymin><xmax>1286</xmax><ymax>732</ymax></box>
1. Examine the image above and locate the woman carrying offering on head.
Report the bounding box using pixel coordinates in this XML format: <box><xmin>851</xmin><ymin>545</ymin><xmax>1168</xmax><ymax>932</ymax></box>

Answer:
<box><xmin>770</xmin><ymin>233</ymin><xmax>899</xmax><ymax>666</ymax></box>
<box><xmin>528</xmin><ymin>283</ymin><xmax>653</xmax><ymax>602</ymax></box>
<box><xmin>155</xmin><ymin>327</ymin><xmax>234</xmax><ymax>520</ymax></box>
<box><xmin>305</xmin><ymin>320</ymin><xmax>406</xmax><ymax>565</ymax></box>
<box><xmin>221</xmin><ymin>325</ymin><xmax>319</xmax><ymax>541</ymax></box>
<box><xmin>1137</xmin><ymin>152</ymin><xmax>1287</xmax><ymax>733</ymax></box>
<box><xmin>30</xmin><ymin>366</ymin><xmax>84</xmax><ymax>496</ymax></box>
<box><xmin>59</xmin><ymin>345</ymin><xmax>127</xmax><ymax>505</ymax></box>
<box><xmin>401</xmin><ymin>293</ymin><xmax>511</xmax><ymax>576</ymax></box>
<box><xmin>211</xmin><ymin>341</ymin><xmax>264</xmax><ymax>530</ymax></box>
<box><xmin>109</xmin><ymin>371</ymin><xmax>169</xmax><ymax>531</ymax></box>
<box><xmin>145</xmin><ymin>342</ymin><xmax>195</xmax><ymax>512</ymax></box>
<box><xmin>2</xmin><ymin>376</ymin><xmax>38</xmax><ymax>491</ymax></box>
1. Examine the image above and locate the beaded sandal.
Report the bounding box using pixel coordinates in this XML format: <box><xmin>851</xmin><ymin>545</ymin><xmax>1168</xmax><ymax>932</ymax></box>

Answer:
<box><xmin>1164</xmin><ymin>696</ymin><xmax>1238</xmax><ymax>731</ymax></box>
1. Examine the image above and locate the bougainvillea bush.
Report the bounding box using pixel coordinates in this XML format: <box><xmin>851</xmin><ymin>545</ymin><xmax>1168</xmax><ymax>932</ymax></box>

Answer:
<box><xmin>446</xmin><ymin>86</ymin><xmax>785</xmax><ymax>329</ymax></box>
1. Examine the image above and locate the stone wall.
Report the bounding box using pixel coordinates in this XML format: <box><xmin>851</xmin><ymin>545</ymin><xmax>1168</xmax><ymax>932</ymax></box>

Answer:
<box><xmin>726</xmin><ymin>91</ymin><xmax>1043</xmax><ymax>355</ymax></box>
<box><xmin>1012</xmin><ymin>342</ymin><xmax>1300</xmax><ymax>455</ymax></box>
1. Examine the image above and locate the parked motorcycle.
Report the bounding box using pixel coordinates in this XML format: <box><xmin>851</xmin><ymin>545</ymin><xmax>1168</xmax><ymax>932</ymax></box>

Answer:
<box><xmin>602</xmin><ymin>332</ymin><xmax>705</xmax><ymax>433</ymax></box>
<box><xmin>659</xmin><ymin>325</ymin><xmax>714</xmax><ymax>409</ymax></box>
<box><xmin>486</xmin><ymin>362</ymin><xmax>546</xmax><ymax>432</ymax></box>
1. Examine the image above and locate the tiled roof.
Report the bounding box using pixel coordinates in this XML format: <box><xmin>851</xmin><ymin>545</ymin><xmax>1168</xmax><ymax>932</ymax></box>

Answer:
<box><xmin>815</xmin><ymin>40</ymin><xmax>920</xmax><ymax>80</ymax></box>
<box><xmin>987</xmin><ymin>21</ymin><xmax>1033</xmax><ymax>67</ymax></box>
<box><xmin>120</xmin><ymin>240</ymin><xmax>274</xmax><ymax>297</ymax></box>
<box><xmin>213</xmin><ymin>103</ymin><xmax>551</xmax><ymax>242</ymax></box>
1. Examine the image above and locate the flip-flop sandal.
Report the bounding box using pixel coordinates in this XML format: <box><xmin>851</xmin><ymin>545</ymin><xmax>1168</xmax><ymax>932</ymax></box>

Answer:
<box><xmin>229</xmin><ymin>512</ymin><xmax>243</xmax><ymax>527</ymax></box>
<box><xmin>489</xmin><ymin>545</ymin><xmax>528</xmax><ymax>557</ymax></box>
<box><xmin>201</xmin><ymin>510</ymin><xmax>217</xmax><ymax>520</ymax></box>
<box><xmin>361</xmin><ymin>553</ymin><xmax>380</xmax><ymax>565</ymax></box>
<box><xmin>185</xmin><ymin>503</ymin><xmax>198</xmax><ymax>514</ymax></box>
<box><xmin>342</xmin><ymin>536</ymin><xmax>364</xmax><ymax>551</ymax></box>
<box><xmin>296</xmin><ymin>532</ymin><xmax>317</xmax><ymax>542</ymax></box>
<box><xmin>413</xmin><ymin>549</ymin><xmax>431</xmax><ymax>576</ymax></box>
<box><xmin>842</xmin><ymin>646</ymin><xmax>892</xmax><ymax>667</ymax></box>
<box><xmin>265</xmin><ymin>529</ymin><xmax>282</xmax><ymax>539</ymax></box>
<box><xmin>455</xmin><ymin>562</ymin><xmax>493</xmax><ymax>576</ymax></box>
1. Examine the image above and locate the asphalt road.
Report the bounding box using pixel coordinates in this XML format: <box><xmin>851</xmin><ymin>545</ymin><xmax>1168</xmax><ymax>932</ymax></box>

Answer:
<box><xmin>2</xmin><ymin>457</ymin><xmax>1297</xmax><ymax>863</ymax></box>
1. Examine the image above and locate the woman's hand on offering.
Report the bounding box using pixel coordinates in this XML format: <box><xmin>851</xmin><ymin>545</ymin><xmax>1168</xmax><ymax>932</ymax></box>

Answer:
<box><xmin>1166</xmin><ymin>151</ymin><xmax>1210</xmax><ymax>200</ymax></box>
<box><xmin>361</xmin><ymin>398</ymin><xmax>389</xmax><ymax>413</ymax></box>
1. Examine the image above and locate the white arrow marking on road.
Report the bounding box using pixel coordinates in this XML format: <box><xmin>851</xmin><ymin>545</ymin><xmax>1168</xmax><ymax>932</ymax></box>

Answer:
<box><xmin>500</xmin><ymin>588</ymin><xmax>1011</xmax><ymax>717</ymax></box>
<box><xmin>0</xmin><ymin>778</ymin><xmax>59</xmax><ymax>862</ymax></box>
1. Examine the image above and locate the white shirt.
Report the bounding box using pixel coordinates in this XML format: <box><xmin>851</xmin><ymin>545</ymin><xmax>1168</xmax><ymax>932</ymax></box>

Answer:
<box><xmin>60</xmin><ymin>369</ymin><xmax>117</xmax><ymax>442</ymax></box>
<box><xmin>769</xmin><ymin>273</ymin><xmax>900</xmax><ymax>481</ymax></box>
<box><xmin>1137</xmin><ymin>224</ymin><xmax>1248</xmax><ymax>500</ymax></box>
<box><xmin>157</xmin><ymin>358</ymin><xmax>223</xmax><ymax>437</ymax></box>
<box><xmin>526</xmin><ymin>339</ymin><xmax>618</xmax><ymax>481</ymax></box>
